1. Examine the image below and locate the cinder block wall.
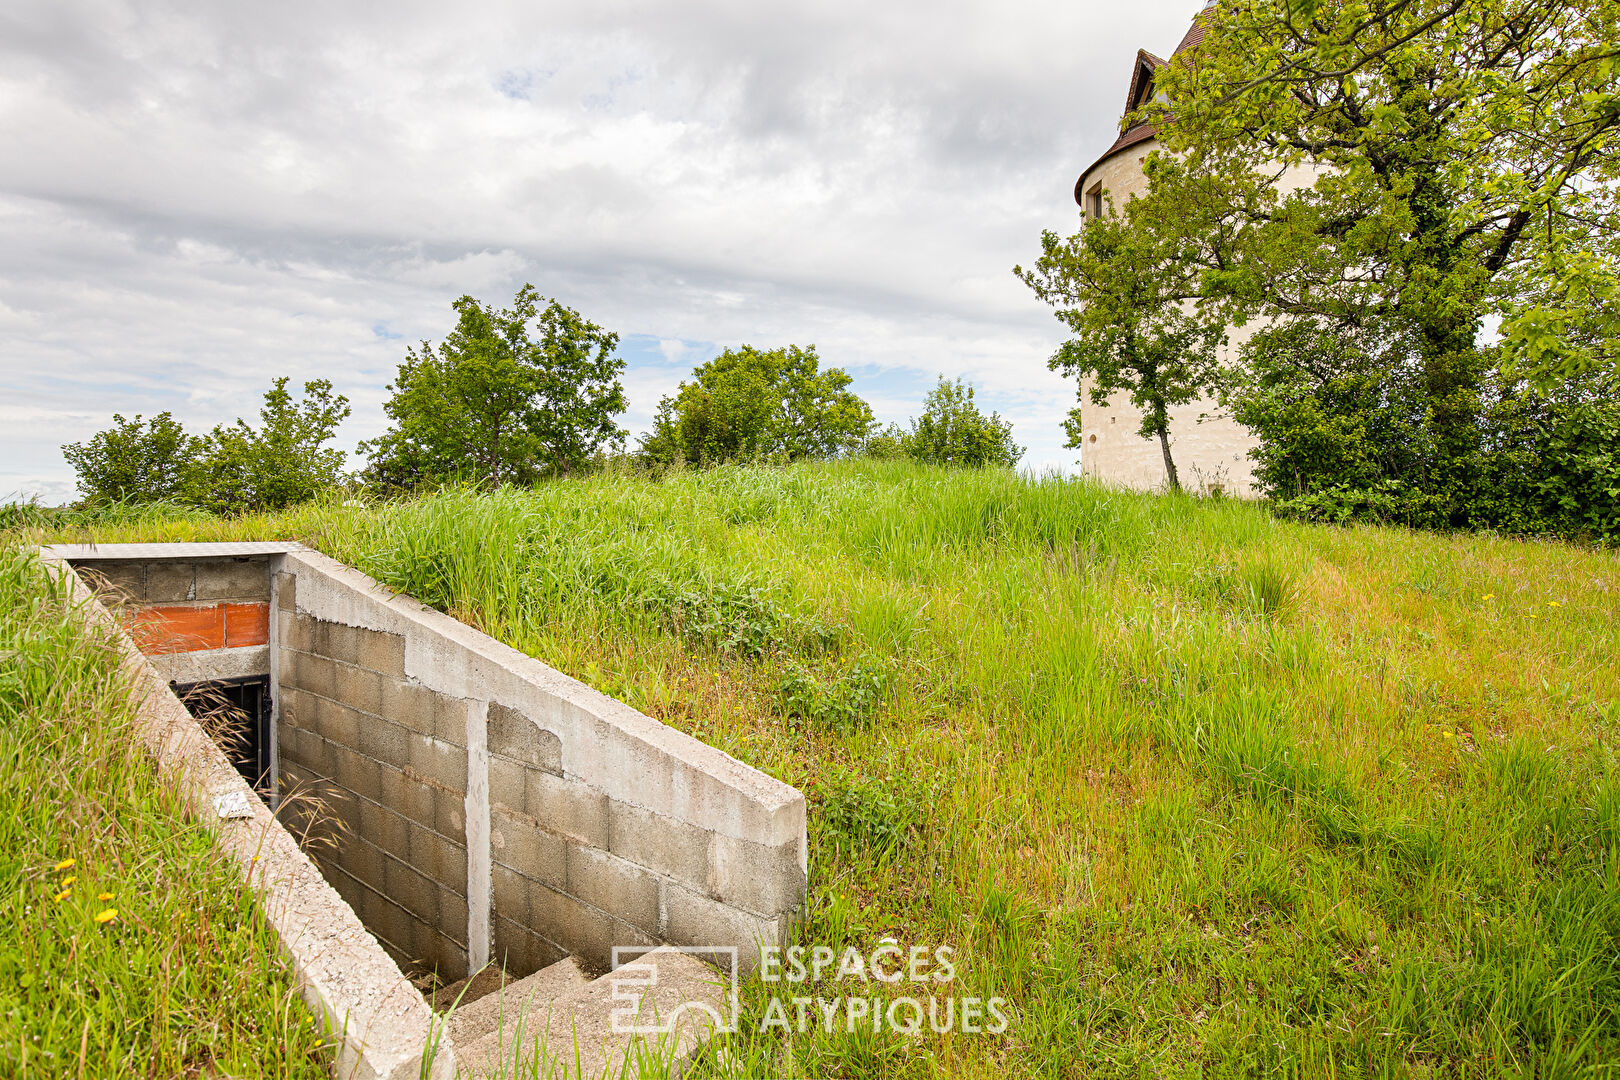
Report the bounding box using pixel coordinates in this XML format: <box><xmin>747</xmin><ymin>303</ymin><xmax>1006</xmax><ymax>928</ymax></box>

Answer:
<box><xmin>276</xmin><ymin>596</ymin><xmax>473</xmax><ymax>979</ymax></box>
<box><xmin>275</xmin><ymin>549</ymin><xmax>806</xmax><ymax>980</ymax></box>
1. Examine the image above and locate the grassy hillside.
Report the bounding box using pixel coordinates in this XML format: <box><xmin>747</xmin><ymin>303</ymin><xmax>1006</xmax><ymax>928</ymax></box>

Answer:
<box><xmin>27</xmin><ymin>459</ymin><xmax>1620</xmax><ymax>1077</ymax></box>
<box><xmin>0</xmin><ymin>547</ymin><xmax>325</xmax><ymax>1077</ymax></box>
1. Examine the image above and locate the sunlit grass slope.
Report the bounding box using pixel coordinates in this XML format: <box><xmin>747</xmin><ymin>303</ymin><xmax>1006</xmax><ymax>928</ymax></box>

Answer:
<box><xmin>0</xmin><ymin>548</ymin><xmax>325</xmax><ymax>1077</ymax></box>
<box><xmin>31</xmin><ymin>459</ymin><xmax>1620</xmax><ymax>1077</ymax></box>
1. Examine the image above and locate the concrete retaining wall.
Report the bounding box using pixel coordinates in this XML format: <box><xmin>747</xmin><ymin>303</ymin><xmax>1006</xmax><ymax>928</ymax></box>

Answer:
<box><xmin>275</xmin><ymin>548</ymin><xmax>805</xmax><ymax>980</ymax></box>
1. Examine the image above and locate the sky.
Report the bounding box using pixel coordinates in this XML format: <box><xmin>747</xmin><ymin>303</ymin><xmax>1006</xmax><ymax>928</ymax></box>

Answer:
<box><xmin>0</xmin><ymin>0</ymin><xmax>1204</xmax><ymax>503</ymax></box>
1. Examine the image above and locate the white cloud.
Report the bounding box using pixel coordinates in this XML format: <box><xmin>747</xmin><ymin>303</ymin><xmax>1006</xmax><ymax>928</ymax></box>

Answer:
<box><xmin>0</xmin><ymin>0</ymin><xmax>1203</xmax><ymax>498</ymax></box>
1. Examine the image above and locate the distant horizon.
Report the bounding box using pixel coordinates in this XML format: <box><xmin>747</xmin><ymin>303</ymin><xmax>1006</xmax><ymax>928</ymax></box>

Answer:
<box><xmin>0</xmin><ymin>1</ymin><xmax>1207</xmax><ymax>502</ymax></box>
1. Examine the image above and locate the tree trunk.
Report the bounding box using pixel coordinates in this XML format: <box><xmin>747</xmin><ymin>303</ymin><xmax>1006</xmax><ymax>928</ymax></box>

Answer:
<box><xmin>1155</xmin><ymin>411</ymin><xmax>1180</xmax><ymax>492</ymax></box>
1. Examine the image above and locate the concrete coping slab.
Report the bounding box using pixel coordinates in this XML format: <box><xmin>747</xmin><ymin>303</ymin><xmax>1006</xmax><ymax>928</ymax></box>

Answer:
<box><xmin>43</xmin><ymin>541</ymin><xmax>307</xmax><ymax>561</ymax></box>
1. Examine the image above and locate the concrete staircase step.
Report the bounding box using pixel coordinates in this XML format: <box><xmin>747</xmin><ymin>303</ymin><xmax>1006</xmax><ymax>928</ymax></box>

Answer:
<box><xmin>427</xmin><ymin>965</ymin><xmax>510</xmax><ymax>1014</ymax></box>
<box><xmin>445</xmin><ymin>955</ymin><xmax>591</xmax><ymax>1050</ymax></box>
<box><xmin>460</xmin><ymin>947</ymin><xmax>729</xmax><ymax>1079</ymax></box>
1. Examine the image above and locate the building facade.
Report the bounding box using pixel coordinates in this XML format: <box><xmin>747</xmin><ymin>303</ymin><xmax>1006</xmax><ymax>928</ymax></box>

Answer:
<box><xmin>1070</xmin><ymin>5</ymin><xmax>1261</xmax><ymax>497</ymax></box>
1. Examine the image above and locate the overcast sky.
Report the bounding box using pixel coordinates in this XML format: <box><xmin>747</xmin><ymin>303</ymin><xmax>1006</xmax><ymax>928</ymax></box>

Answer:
<box><xmin>1</xmin><ymin>0</ymin><xmax>1202</xmax><ymax>502</ymax></box>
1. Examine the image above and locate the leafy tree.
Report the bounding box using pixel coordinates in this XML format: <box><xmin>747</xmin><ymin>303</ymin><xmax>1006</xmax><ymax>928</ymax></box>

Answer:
<box><xmin>1018</xmin><ymin>199</ymin><xmax>1227</xmax><ymax>491</ymax></box>
<box><xmin>1051</xmin><ymin>0</ymin><xmax>1620</xmax><ymax>531</ymax></box>
<box><xmin>193</xmin><ymin>379</ymin><xmax>351</xmax><ymax>514</ymax></box>
<box><xmin>901</xmin><ymin>378</ymin><xmax>1023</xmax><ymax>469</ymax></box>
<box><xmin>641</xmin><ymin>345</ymin><xmax>873</xmax><ymax>466</ymax></box>
<box><xmin>62</xmin><ymin>412</ymin><xmax>203</xmax><ymax>505</ymax></box>
<box><xmin>364</xmin><ymin>285</ymin><xmax>626</xmax><ymax>488</ymax></box>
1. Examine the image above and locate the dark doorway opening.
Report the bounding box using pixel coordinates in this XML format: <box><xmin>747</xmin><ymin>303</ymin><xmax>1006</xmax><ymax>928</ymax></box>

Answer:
<box><xmin>173</xmin><ymin>676</ymin><xmax>272</xmax><ymax>798</ymax></box>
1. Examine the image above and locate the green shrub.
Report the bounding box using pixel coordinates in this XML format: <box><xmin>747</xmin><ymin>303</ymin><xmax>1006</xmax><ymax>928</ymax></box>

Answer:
<box><xmin>777</xmin><ymin>655</ymin><xmax>890</xmax><ymax>732</ymax></box>
<box><xmin>818</xmin><ymin>771</ymin><xmax>922</xmax><ymax>859</ymax></box>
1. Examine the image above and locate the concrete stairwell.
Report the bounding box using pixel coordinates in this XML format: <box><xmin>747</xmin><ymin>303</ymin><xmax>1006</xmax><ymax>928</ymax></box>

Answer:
<box><xmin>430</xmin><ymin>948</ymin><xmax>731</xmax><ymax>1078</ymax></box>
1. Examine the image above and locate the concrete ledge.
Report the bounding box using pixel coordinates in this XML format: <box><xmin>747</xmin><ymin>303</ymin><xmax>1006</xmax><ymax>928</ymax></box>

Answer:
<box><xmin>40</xmin><ymin>548</ymin><xmax>453</xmax><ymax>1080</ymax></box>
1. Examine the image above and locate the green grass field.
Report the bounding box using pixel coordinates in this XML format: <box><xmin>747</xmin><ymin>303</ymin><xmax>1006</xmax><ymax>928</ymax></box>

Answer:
<box><xmin>0</xmin><ymin>547</ymin><xmax>326</xmax><ymax>1077</ymax></box>
<box><xmin>19</xmin><ymin>459</ymin><xmax>1620</xmax><ymax>1077</ymax></box>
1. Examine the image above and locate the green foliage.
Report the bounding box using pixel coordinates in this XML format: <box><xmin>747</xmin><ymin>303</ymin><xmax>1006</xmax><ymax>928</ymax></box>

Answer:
<box><xmin>0</xmin><ymin>548</ymin><xmax>323</xmax><ymax>1074</ymax></box>
<box><xmin>364</xmin><ymin>285</ymin><xmax>626</xmax><ymax>488</ymax></box>
<box><xmin>818</xmin><ymin>771</ymin><xmax>922</xmax><ymax>859</ymax></box>
<box><xmin>61</xmin><ymin>412</ymin><xmax>202</xmax><ymax>506</ymax></box>
<box><xmin>1237</xmin><ymin>349</ymin><xmax>1620</xmax><ymax>539</ymax></box>
<box><xmin>61</xmin><ymin>380</ymin><xmax>348</xmax><ymax>516</ymax></box>
<box><xmin>898</xmin><ymin>377</ymin><xmax>1022</xmax><ymax>468</ymax></box>
<box><xmin>640</xmin><ymin>344</ymin><xmax>873</xmax><ymax>467</ymax></box>
<box><xmin>778</xmin><ymin>656</ymin><xmax>890</xmax><ymax>733</ymax></box>
<box><xmin>1017</xmin><ymin>201</ymin><xmax>1226</xmax><ymax>490</ymax></box>
<box><xmin>1069</xmin><ymin>0</ymin><xmax>1620</xmax><ymax>535</ymax></box>
<box><xmin>193</xmin><ymin>378</ymin><xmax>350</xmax><ymax>515</ymax></box>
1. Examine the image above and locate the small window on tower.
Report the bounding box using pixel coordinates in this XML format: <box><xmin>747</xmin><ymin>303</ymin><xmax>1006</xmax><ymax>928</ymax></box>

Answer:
<box><xmin>1085</xmin><ymin>184</ymin><xmax>1104</xmax><ymax>220</ymax></box>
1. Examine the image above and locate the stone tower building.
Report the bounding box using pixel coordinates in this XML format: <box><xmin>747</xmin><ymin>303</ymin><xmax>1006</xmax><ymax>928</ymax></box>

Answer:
<box><xmin>1070</xmin><ymin>3</ymin><xmax>1261</xmax><ymax>497</ymax></box>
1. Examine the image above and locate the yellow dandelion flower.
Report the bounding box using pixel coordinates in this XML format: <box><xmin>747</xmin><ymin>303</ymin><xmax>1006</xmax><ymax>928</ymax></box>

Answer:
<box><xmin>1549</xmin><ymin>601</ymin><xmax>1561</xmax><ymax>607</ymax></box>
<box><xmin>1483</xmin><ymin>593</ymin><xmax>1495</xmax><ymax>601</ymax></box>
<box><xmin>97</xmin><ymin>892</ymin><xmax>115</xmax><ymax>902</ymax></box>
<box><xmin>59</xmin><ymin>876</ymin><xmax>76</xmax><ymax>889</ymax></box>
<box><xmin>93</xmin><ymin>909</ymin><xmax>117</xmax><ymax>925</ymax></box>
<box><xmin>53</xmin><ymin>859</ymin><xmax>74</xmax><ymax>872</ymax></box>
<box><xmin>52</xmin><ymin>889</ymin><xmax>70</xmax><ymax>903</ymax></box>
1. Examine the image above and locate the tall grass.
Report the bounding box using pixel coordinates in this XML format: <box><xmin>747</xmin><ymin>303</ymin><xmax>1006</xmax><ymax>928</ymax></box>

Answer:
<box><xmin>24</xmin><ymin>459</ymin><xmax>1620</xmax><ymax>1077</ymax></box>
<box><xmin>0</xmin><ymin>547</ymin><xmax>324</xmax><ymax>1076</ymax></box>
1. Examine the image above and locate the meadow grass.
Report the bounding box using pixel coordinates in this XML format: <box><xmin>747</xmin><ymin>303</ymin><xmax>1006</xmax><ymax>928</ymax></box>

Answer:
<box><xmin>0</xmin><ymin>546</ymin><xmax>326</xmax><ymax>1076</ymax></box>
<box><xmin>23</xmin><ymin>458</ymin><xmax>1620</xmax><ymax>1078</ymax></box>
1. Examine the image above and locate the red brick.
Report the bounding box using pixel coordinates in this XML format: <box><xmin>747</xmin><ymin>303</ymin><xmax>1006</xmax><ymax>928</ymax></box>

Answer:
<box><xmin>130</xmin><ymin>604</ymin><xmax>225</xmax><ymax>653</ymax></box>
<box><xmin>225</xmin><ymin>602</ymin><xmax>270</xmax><ymax>647</ymax></box>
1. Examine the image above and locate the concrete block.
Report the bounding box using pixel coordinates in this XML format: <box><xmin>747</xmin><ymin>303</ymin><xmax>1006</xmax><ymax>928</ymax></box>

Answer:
<box><xmin>328</xmin><ymin>742</ymin><xmax>382</xmax><ymax>804</ymax></box>
<box><xmin>528</xmin><ymin>882</ymin><xmax>616</xmax><ymax>972</ymax></box>
<box><xmin>356</xmin><ymin>714</ymin><xmax>409</xmax><ymax>768</ymax></box>
<box><xmin>353</xmin><ymin>626</ymin><xmax>407</xmax><ymax>679</ymax></box>
<box><xmin>488</xmin><ymin>703</ymin><xmax>562</xmax><ymax>774</ymax></box>
<box><xmin>293</xmin><ymin>652</ymin><xmax>338</xmax><ymax>700</ymax></box>
<box><xmin>280</xmin><ymin>725</ymin><xmax>333</xmax><ymax>779</ymax></box>
<box><xmin>195</xmin><ymin>558</ymin><xmax>269</xmax><ymax>601</ymax></box>
<box><xmin>432</xmin><ymin>692</ymin><xmax>471</xmax><ymax>747</ymax></box>
<box><xmin>278</xmin><ymin>685</ymin><xmax>308</xmax><ymax>730</ymax></box>
<box><xmin>661</xmin><ymin>883</ymin><xmax>781</xmax><ymax>974</ymax></box>
<box><xmin>409</xmin><ymin>733</ymin><xmax>466</xmax><ymax>792</ymax></box>
<box><xmin>283</xmin><ymin>612</ymin><xmax>316</xmax><ymax>654</ymax></box>
<box><xmin>408</xmin><ymin>823</ymin><xmax>468</xmax><ymax>894</ymax></box>
<box><xmin>525</xmin><ymin>770</ymin><xmax>608</xmax><ymax>849</ymax></box>
<box><xmin>566</xmin><ymin>843</ymin><xmax>659</xmax><ymax>936</ymax></box>
<box><xmin>357</xmin><ymin>795</ymin><xmax>410</xmax><ymax>856</ymax></box>
<box><xmin>707</xmin><ymin>833</ymin><xmax>807</xmax><ymax>918</ymax></box>
<box><xmin>439</xmin><ymin>888</ymin><xmax>469</xmax><ymax>944</ymax></box>
<box><xmin>381</xmin><ymin>678</ymin><xmax>439</xmax><ymax>738</ymax></box>
<box><xmin>493</xmin><ymin>863</ymin><xmax>532</xmax><ymax>923</ymax></box>
<box><xmin>332</xmin><ymin>661</ymin><xmax>385</xmax><ymax>718</ymax></box>
<box><xmin>339</xmin><ymin>835</ymin><xmax>389</xmax><ymax>893</ymax></box>
<box><xmin>385</xmin><ymin>858</ymin><xmax>441</xmax><ymax>926</ymax></box>
<box><xmin>275</xmin><ymin>571</ymin><xmax>295</xmax><ymax>612</ymax></box>
<box><xmin>492</xmin><ymin>913</ymin><xmax>567</xmax><ymax>978</ymax></box>
<box><xmin>414</xmin><ymin>923</ymin><xmax>468</xmax><ymax>982</ymax></box>
<box><xmin>608</xmin><ymin>800</ymin><xmax>709</xmax><ymax>890</ymax></box>
<box><xmin>491</xmin><ymin>808</ymin><xmax>566</xmax><ymax>891</ymax></box>
<box><xmin>489</xmin><ymin>756</ymin><xmax>525</xmax><ymax>813</ymax></box>
<box><xmin>145</xmin><ymin>562</ymin><xmax>195</xmax><ymax>603</ymax></box>
<box><xmin>79</xmin><ymin>561</ymin><xmax>144</xmax><ymax>602</ymax></box>
<box><xmin>310</xmin><ymin>694</ymin><xmax>361</xmax><ymax>751</ymax></box>
<box><xmin>378</xmin><ymin>764</ymin><xmax>434</xmax><ymax>833</ymax></box>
